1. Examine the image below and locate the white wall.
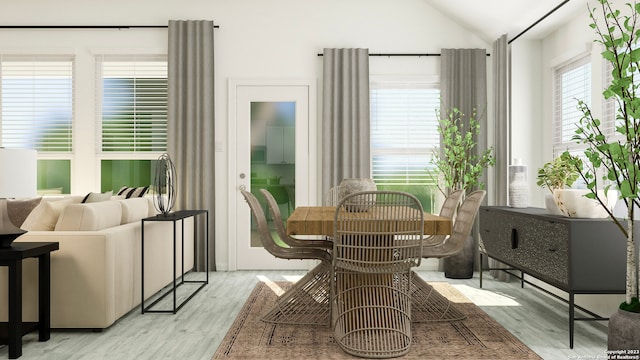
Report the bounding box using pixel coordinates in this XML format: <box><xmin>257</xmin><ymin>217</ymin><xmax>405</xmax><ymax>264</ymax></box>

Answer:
<box><xmin>0</xmin><ymin>0</ymin><xmax>490</xmax><ymax>270</ymax></box>
<box><xmin>511</xmin><ymin>39</ymin><xmax>544</xmax><ymax>207</ymax></box>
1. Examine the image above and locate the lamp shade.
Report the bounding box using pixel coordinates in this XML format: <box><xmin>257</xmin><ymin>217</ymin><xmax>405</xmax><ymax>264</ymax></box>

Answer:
<box><xmin>0</xmin><ymin>148</ymin><xmax>37</xmax><ymax>198</ymax></box>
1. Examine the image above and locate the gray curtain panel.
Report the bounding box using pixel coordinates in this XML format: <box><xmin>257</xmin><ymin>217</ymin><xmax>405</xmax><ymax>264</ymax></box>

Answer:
<box><xmin>321</xmin><ymin>48</ymin><xmax>371</xmax><ymax>195</ymax></box>
<box><xmin>489</xmin><ymin>34</ymin><xmax>513</xmax><ymax>281</ymax></box>
<box><xmin>168</xmin><ymin>20</ymin><xmax>215</xmax><ymax>271</ymax></box>
<box><xmin>439</xmin><ymin>48</ymin><xmax>488</xmax><ymax>273</ymax></box>
<box><xmin>492</xmin><ymin>35</ymin><xmax>510</xmax><ymax>207</ymax></box>
<box><xmin>440</xmin><ymin>48</ymin><xmax>488</xmax><ymax>172</ymax></box>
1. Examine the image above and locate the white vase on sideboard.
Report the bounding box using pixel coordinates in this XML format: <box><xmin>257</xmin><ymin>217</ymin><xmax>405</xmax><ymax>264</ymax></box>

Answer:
<box><xmin>553</xmin><ymin>189</ymin><xmax>618</xmax><ymax>218</ymax></box>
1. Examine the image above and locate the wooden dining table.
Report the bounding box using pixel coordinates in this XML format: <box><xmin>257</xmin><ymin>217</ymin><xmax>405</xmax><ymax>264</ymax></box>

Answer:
<box><xmin>287</xmin><ymin>206</ymin><xmax>453</xmax><ymax>237</ymax></box>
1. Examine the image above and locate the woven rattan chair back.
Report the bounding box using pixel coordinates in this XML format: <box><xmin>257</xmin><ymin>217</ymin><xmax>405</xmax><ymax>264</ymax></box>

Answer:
<box><xmin>422</xmin><ymin>190</ymin><xmax>486</xmax><ymax>259</ymax></box>
<box><xmin>422</xmin><ymin>189</ymin><xmax>464</xmax><ymax>248</ymax></box>
<box><xmin>331</xmin><ymin>190</ymin><xmax>424</xmax><ymax>358</ymax></box>
<box><xmin>333</xmin><ymin>190</ymin><xmax>424</xmax><ymax>273</ymax></box>
<box><xmin>440</xmin><ymin>189</ymin><xmax>464</xmax><ymax>219</ymax></box>
<box><xmin>241</xmin><ymin>190</ymin><xmax>330</xmax><ymax>262</ymax></box>
<box><xmin>324</xmin><ymin>185</ymin><xmax>341</xmax><ymax>206</ymax></box>
<box><xmin>260</xmin><ymin>189</ymin><xmax>332</xmax><ymax>250</ymax></box>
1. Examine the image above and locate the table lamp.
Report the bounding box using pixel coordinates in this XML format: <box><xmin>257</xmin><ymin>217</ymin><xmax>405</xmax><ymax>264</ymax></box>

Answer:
<box><xmin>0</xmin><ymin>148</ymin><xmax>37</xmax><ymax>247</ymax></box>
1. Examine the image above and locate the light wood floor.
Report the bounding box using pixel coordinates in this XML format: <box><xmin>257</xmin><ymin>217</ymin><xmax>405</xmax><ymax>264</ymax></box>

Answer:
<box><xmin>1</xmin><ymin>270</ymin><xmax>608</xmax><ymax>360</ymax></box>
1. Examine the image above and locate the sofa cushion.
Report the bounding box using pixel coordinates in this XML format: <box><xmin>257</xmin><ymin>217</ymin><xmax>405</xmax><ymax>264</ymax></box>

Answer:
<box><xmin>55</xmin><ymin>201</ymin><xmax>123</xmax><ymax>231</ymax></box>
<box><xmin>82</xmin><ymin>190</ymin><xmax>113</xmax><ymax>203</ymax></box>
<box><xmin>21</xmin><ymin>198</ymin><xmax>76</xmax><ymax>231</ymax></box>
<box><xmin>118</xmin><ymin>197</ymin><xmax>150</xmax><ymax>224</ymax></box>
<box><xmin>117</xmin><ymin>186</ymin><xmax>149</xmax><ymax>199</ymax></box>
<box><xmin>7</xmin><ymin>197</ymin><xmax>42</xmax><ymax>227</ymax></box>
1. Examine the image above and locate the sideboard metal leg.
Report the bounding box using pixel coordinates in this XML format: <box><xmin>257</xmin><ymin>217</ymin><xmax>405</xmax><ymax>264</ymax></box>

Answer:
<box><xmin>569</xmin><ymin>292</ymin><xmax>575</xmax><ymax>349</ymax></box>
<box><xmin>479</xmin><ymin>252</ymin><xmax>484</xmax><ymax>288</ymax></box>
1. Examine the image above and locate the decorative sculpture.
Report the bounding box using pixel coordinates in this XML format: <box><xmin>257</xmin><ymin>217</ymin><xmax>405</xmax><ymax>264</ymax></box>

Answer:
<box><xmin>153</xmin><ymin>153</ymin><xmax>177</xmax><ymax>215</ymax></box>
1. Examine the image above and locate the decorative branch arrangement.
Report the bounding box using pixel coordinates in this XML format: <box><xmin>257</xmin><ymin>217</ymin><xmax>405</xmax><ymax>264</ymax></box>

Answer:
<box><xmin>431</xmin><ymin>107</ymin><xmax>495</xmax><ymax>196</ymax></box>
<box><xmin>572</xmin><ymin>0</ymin><xmax>640</xmax><ymax>310</ymax></box>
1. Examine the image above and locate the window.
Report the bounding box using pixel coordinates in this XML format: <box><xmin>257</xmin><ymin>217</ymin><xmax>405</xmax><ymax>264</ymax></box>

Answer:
<box><xmin>1</xmin><ymin>55</ymin><xmax>74</xmax><ymax>194</ymax></box>
<box><xmin>553</xmin><ymin>55</ymin><xmax>591</xmax><ymax>157</ymax></box>
<box><xmin>370</xmin><ymin>81</ymin><xmax>440</xmax><ymax>213</ymax></box>
<box><xmin>96</xmin><ymin>55</ymin><xmax>167</xmax><ymax>192</ymax></box>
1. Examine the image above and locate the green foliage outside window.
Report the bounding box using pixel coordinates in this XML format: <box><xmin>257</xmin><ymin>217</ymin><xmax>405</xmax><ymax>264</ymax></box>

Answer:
<box><xmin>101</xmin><ymin>160</ymin><xmax>156</xmax><ymax>193</ymax></box>
<box><xmin>37</xmin><ymin>160</ymin><xmax>71</xmax><ymax>195</ymax></box>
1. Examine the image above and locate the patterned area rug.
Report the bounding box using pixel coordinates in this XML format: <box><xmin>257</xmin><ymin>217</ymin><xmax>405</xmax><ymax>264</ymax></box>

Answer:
<box><xmin>212</xmin><ymin>281</ymin><xmax>542</xmax><ymax>359</ymax></box>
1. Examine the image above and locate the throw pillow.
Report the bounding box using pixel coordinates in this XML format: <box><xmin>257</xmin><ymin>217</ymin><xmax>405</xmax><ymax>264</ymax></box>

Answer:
<box><xmin>82</xmin><ymin>190</ymin><xmax>113</xmax><ymax>203</ymax></box>
<box><xmin>21</xmin><ymin>198</ymin><xmax>75</xmax><ymax>231</ymax></box>
<box><xmin>117</xmin><ymin>186</ymin><xmax>149</xmax><ymax>199</ymax></box>
<box><xmin>6</xmin><ymin>197</ymin><xmax>42</xmax><ymax>227</ymax></box>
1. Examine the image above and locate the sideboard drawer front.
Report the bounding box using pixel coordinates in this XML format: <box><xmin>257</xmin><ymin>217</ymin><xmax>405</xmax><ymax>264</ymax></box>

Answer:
<box><xmin>511</xmin><ymin>216</ymin><xmax>568</xmax><ymax>287</ymax></box>
<box><xmin>480</xmin><ymin>208</ymin><xmax>517</xmax><ymax>264</ymax></box>
<box><xmin>480</xmin><ymin>208</ymin><xmax>568</xmax><ymax>287</ymax></box>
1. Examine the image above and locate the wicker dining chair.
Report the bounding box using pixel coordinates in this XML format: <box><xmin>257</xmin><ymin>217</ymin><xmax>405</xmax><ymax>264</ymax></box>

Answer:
<box><xmin>409</xmin><ymin>189</ymin><xmax>466</xmax><ymax>323</ymax></box>
<box><xmin>421</xmin><ymin>190</ymin><xmax>485</xmax><ymax>260</ymax></box>
<box><xmin>411</xmin><ymin>190</ymin><xmax>486</xmax><ymax>323</ymax></box>
<box><xmin>260</xmin><ymin>189</ymin><xmax>332</xmax><ymax>250</ymax></box>
<box><xmin>241</xmin><ymin>190</ymin><xmax>332</xmax><ymax>325</ymax></box>
<box><xmin>331</xmin><ymin>190</ymin><xmax>424</xmax><ymax>359</ymax></box>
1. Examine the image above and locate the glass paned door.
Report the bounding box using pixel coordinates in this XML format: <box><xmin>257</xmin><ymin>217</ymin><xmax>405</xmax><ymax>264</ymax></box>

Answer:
<box><xmin>249</xmin><ymin>102</ymin><xmax>296</xmax><ymax>248</ymax></box>
<box><xmin>231</xmin><ymin>82</ymin><xmax>313</xmax><ymax>270</ymax></box>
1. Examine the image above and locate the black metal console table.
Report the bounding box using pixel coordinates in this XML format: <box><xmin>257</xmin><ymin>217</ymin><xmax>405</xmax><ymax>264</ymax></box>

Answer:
<box><xmin>141</xmin><ymin>210</ymin><xmax>208</xmax><ymax>314</ymax></box>
<box><xmin>478</xmin><ymin>206</ymin><xmax>639</xmax><ymax>348</ymax></box>
<box><xmin>0</xmin><ymin>242</ymin><xmax>59</xmax><ymax>359</ymax></box>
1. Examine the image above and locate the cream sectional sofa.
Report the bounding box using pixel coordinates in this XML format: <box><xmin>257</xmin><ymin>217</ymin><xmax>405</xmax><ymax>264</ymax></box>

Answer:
<box><xmin>0</xmin><ymin>196</ymin><xmax>194</xmax><ymax>330</ymax></box>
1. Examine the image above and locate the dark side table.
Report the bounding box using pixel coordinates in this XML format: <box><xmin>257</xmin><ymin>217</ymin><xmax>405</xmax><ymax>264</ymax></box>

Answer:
<box><xmin>141</xmin><ymin>210</ymin><xmax>208</xmax><ymax>314</ymax></box>
<box><xmin>0</xmin><ymin>242</ymin><xmax>59</xmax><ymax>359</ymax></box>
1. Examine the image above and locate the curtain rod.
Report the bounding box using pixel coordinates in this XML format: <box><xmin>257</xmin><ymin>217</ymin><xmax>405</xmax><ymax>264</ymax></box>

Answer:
<box><xmin>317</xmin><ymin>53</ymin><xmax>490</xmax><ymax>57</ymax></box>
<box><xmin>0</xmin><ymin>25</ymin><xmax>219</xmax><ymax>29</ymax></box>
<box><xmin>508</xmin><ymin>0</ymin><xmax>570</xmax><ymax>44</ymax></box>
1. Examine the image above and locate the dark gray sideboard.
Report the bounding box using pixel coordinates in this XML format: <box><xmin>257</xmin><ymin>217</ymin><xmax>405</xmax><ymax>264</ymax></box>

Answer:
<box><xmin>478</xmin><ymin>206</ymin><xmax>638</xmax><ymax>348</ymax></box>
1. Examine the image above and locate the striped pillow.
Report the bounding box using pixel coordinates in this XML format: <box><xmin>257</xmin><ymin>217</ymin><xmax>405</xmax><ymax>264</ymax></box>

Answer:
<box><xmin>117</xmin><ymin>186</ymin><xmax>149</xmax><ymax>199</ymax></box>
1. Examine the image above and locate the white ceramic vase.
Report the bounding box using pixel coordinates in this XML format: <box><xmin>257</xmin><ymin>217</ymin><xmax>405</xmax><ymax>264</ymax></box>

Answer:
<box><xmin>508</xmin><ymin>160</ymin><xmax>529</xmax><ymax>208</ymax></box>
<box><xmin>553</xmin><ymin>189</ymin><xmax>618</xmax><ymax>218</ymax></box>
<box><xmin>509</xmin><ymin>172</ymin><xmax>529</xmax><ymax>208</ymax></box>
<box><xmin>544</xmin><ymin>194</ymin><xmax>562</xmax><ymax>215</ymax></box>
<box><xmin>338</xmin><ymin>178</ymin><xmax>377</xmax><ymax>212</ymax></box>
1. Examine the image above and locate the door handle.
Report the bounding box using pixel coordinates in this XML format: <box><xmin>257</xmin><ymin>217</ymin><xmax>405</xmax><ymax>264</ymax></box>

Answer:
<box><xmin>511</xmin><ymin>228</ymin><xmax>519</xmax><ymax>249</ymax></box>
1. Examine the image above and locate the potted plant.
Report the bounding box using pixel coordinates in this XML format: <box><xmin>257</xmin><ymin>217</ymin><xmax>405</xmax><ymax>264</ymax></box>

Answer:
<box><xmin>536</xmin><ymin>152</ymin><xmax>581</xmax><ymax>194</ymax></box>
<box><xmin>574</xmin><ymin>0</ymin><xmax>640</xmax><ymax>350</ymax></box>
<box><xmin>536</xmin><ymin>152</ymin><xmax>581</xmax><ymax>215</ymax></box>
<box><xmin>431</xmin><ymin>107</ymin><xmax>495</xmax><ymax>197</ymax></box>
<box><xmin>431</xmin><ymin>107</ymin><xmax>495</xmax><ymax>279</ymax></box>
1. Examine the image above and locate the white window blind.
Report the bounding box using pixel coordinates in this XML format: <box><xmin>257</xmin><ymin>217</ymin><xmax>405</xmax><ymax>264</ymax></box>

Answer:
<box><xmin>603</xmin><ymin>60</ymin><xmax>617</xmax><ymax>137</ymax></box>
<box><xmin>1</xmin><ymin>55</ymin><xmax>74</xmax><ymax>152</ymax></box>
<box><xmin>97</xmin><ymin>55</ymin><xmax>167</xmax><ymax>152</ymax></box>
<box><xmin>553</xmin><ymin>55</ymin><xmax>591</xmax><ymax>156</ymax></box>
<box><xmin>602</xmin><ymin>56</ymin><xmax>636</xmax><ymax>141</ymax></box>
<box><xmin>370</xmin><ymin>84</ymin><xmax>440</xmax><ymax>185</ymax></box>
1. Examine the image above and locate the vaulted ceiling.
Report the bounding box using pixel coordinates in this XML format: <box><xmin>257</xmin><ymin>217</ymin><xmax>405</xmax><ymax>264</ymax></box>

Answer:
<box><xmin>422</xmin><ymin>0</ymin><xmax>588</xmax><ymax>43</ymax></box>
